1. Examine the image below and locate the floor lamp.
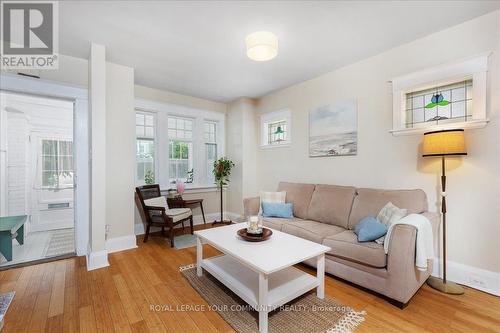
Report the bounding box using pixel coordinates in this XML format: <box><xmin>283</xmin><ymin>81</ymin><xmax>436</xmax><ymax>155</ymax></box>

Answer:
<box><xmin>422</xmin><ymin>129</ymin><xmax>467</xmax><ymax>295</ymax></box>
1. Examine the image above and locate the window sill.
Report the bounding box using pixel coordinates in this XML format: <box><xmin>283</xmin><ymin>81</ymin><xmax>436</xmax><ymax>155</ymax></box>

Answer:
<box><xmin>260</xmin><ymin>143</ymin><xmax>291</xmax><ymax>150</ymax></box>
<box><xmin>161</xmin><ymin>184</ymin><xmax>222</xmax><ymax>194</ymax></box>
<box><xmin>390</xmin><ymin>119</ymin><xmax>489</xmax><ymax>136</ymax></box>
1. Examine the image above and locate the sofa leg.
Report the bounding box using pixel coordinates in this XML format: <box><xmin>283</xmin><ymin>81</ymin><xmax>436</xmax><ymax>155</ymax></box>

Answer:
<box><xmin>388</xmin><ymin>298</ymin><xmax>410</xmax><ymax>309</ymax></box>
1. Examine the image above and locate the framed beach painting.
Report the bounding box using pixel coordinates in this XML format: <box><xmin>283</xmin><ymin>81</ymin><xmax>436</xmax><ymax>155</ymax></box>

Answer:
<box><xmin>309</xmin><ymin>100</ymin><xmax>357</xmax><ymax>157</ymax></box>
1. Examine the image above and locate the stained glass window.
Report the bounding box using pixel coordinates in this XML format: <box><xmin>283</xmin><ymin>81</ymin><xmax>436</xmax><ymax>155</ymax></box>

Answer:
<box><xmin>267</xmin><ymin>120</ymin><xmax>287</xmax><ymax>144</ymax></box>
<box><xmin>405</xmin><ymin>79</ymin><xmax>473</xmax><ymax>128</ymax></box>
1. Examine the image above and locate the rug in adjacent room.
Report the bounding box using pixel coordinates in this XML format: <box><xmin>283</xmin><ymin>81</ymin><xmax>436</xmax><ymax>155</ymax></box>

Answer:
<box><xmin>180</xmin><ymin>265</ymin><xmax>365</xmax><ymax>333</ymax></box>
<box><xmin>174</xmin><ymin>234</ymin><xmax>198</xmax><ymax>249</ymax></box>
<box><xmin>44</xmin><ymin>228</ymin><xmax>75</xmax><ymax>257</ymax></box>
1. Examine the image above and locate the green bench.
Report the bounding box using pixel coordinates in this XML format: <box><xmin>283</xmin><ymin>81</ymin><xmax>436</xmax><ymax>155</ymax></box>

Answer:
<box><xmin>0</xmin><ymin>215</ymin><xmax>27</xmax><ymax>262</ymax></box>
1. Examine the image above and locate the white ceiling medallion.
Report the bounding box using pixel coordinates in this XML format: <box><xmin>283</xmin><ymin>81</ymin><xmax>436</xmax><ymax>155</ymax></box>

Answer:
<box><xmin>245</xmin><ymin>31</ymin><xmax>278</xmax><ymax>61</ymax></box>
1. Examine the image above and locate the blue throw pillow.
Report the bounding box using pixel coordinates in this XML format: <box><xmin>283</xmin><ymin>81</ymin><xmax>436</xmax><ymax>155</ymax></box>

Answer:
<box><xmin>354</xmin><ymin>216</ymin><xmax>388</xmax><ymax>242</ymax></box>
<box><xmin>262</xmin><ymin>202</ymin><xmax>294</xmax><ymax>218</ymax></box>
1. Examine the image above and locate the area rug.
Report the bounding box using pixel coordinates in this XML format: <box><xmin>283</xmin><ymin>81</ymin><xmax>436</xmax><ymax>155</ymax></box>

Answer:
<box><xmin>44</xmin><ymin>228</ymin><xmax>75</xmax><ymax>257</ymax></box>
<box><xmin>180</xmin><ymin>265</ymin><xmax>365</xmax><ymax>333</ymax></box>
<box><xmin>0</xmin><ymin>291</ymin><xmax>15</xmax><ymax>330</ymax></box>
<box><xmin>174</xmin><ymin>234</ymin><xmax>197</xmax><ymax>249</ymax></box>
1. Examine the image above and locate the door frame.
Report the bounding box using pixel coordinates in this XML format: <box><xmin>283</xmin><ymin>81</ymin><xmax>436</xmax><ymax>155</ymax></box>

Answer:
<box><xmin>0</xmin><ymin>73</ymin><xmax>89</xmax><ymax>256</ymax></box>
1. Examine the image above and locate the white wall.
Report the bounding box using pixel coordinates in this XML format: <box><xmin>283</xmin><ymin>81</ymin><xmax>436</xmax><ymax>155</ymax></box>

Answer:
<box><xmin>254</xmin><ymin>11</ymin><xmax>500</xmax><ymax>275</ymax></box>
<box><xmin>1</xmin><ymin>54</ymin><xmax>88</xmax><ymax>88</ymax></box>
<box><xmin>89</xmin><ymin>44</ymin><xmax>107</xmax><ymax>255</ymax></box>
<box><xmin>226</xmin><ymin>98</ymin><xmax>259</xmax><ymax>214</ymax></box>
<box><xmin>106</xmin><ymin>63</ymin><xmax>135</xmax><ymax>239</ymax></box>
<box><xmin>135</xmin><ymin>85</ymin><xmax>226</xmax><ymax>114</ymax></box>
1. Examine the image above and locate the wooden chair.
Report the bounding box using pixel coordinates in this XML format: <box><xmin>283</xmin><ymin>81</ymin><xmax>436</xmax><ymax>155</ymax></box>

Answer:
<box><xmin>135</xmin><ymin>184</ymin><xmax>193</xmax><ymax>247</ymax></box>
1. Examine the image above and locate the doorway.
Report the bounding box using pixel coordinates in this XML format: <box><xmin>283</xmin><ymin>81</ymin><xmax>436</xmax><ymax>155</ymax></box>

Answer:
<box><xmin>0</xmin><ymin>91</ymin><xmax>76</xmax><ymax>267</ymax></box>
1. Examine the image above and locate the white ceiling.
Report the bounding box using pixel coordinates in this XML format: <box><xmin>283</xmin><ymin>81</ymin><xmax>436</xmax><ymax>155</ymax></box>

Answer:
<box><xmin>59</xmin><ymin>1</ymin><xmax>500</xmax><ymax>103</ymax></box>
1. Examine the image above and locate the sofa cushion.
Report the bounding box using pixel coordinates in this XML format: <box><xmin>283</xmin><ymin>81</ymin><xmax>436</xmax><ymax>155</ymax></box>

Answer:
<box><xmin>259</xmin><ymin>190</ymin><xmax>286</xmax><ymax>215</ymax></box>
<box><xmin>354</xmin><ymin>217</ymin><xmax>388</xmax><ymax>242</ymax></box>
<box><xmin>348</xmin><ymin>188</ymin><xmax>428</xmax><ymax>229</ymax></box>
<box><xmin>261</xmin><ymin>217</ymin><xmax>302</xmax><ymax>231</ymax></box>
<box><xmin>307</xmin><ymin>184</ymin><xmax>356</xmax><ymax>228</ymax></box>
<box><xmin>277</xmin><ymin>182</ymin><xmax>316</xmax><ymax>219</ymax></box>
<box><xmin>262</xmin><ymin>202</ymin><xmax>294</xmax><ymax>218</ymax></box>
<box><xmin>323</xmin><ymin>230</ymin><xmax>387</xmax><ymax>268</ymax></box>
<box><xmin>281</xmin><ymin>220</ymin><xmax>345</xmax><ymax>244</ymax></box>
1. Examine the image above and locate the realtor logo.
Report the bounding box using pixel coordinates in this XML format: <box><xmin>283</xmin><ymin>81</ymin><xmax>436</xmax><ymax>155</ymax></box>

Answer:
<box><xmin>1</xmin><ymin>1</ymin><xmax>58</xmax><ymax>69</ymax></box>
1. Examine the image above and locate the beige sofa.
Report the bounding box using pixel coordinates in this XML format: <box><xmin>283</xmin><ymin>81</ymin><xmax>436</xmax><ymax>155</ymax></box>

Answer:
<box><xmin>243</xmin><ymin>182</ymin><xmax>439</xmax><ymax>307</ymax></box>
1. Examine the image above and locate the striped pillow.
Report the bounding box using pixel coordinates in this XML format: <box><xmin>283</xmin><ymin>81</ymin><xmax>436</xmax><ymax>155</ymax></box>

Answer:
<box><xmin>259</xmin><ymin>191</ymin><xmax>286</xmax><ymax>215</ymax></box>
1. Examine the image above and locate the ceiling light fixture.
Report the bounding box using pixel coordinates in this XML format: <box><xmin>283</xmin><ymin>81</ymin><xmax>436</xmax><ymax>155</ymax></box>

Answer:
<box><xmin>245</xmin><ymin>31</ymin><xmax>278</xmax><ymax>61</ymax></box>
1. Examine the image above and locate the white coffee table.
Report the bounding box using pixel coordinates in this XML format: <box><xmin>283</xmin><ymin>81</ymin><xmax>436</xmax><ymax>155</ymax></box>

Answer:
<box><xmin>195</xmin><ymin>224</ymin><xmax>331</xmax><ymax>333</ymax></box>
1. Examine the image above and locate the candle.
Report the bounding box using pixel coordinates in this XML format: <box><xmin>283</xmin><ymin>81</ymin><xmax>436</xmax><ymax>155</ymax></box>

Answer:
<box><xmin>249</xmin><ymin>216</ymin><xmax>259</xmax><ymax>233</ymax></box>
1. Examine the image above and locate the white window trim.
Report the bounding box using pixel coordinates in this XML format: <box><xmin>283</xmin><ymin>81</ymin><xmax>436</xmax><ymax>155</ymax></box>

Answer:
<box><xmin>260</xmin><ymin>108</ymin><xmax>292</xmax><ymax>148</ymax></box>
<box><xmin>204</xmin><ymin>120</ymin><xmax>218</xmax><ymax>185</ymax></box>
<box><xmin>38</xmin><ymin>136</ymin><xmax>75</xmax><ymax>190</ymax></box>
<box><xmin>166</xmin><ymin>115</ymin><xmax>195</xmax><ymax>184</ymax></box>
<box><xmin>135</xmin><ymin>98</ymin><xmax>225</xmax><ymax>189</ymax></box>
<box><xmin>135</xmin><ymin>111</ymin><xmax>157</xmax><ymax>185</ymax></box>
<box><xmin>390</xmin><ymin>53</ymin><xmax>490</xmax><ymax>136</ymax></box>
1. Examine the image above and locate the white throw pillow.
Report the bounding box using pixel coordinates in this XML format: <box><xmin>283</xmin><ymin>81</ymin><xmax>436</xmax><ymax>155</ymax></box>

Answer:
<box><xmin>259</xmin><ymin>191</ymin><xmax>286</xmax><ymax>215</ymax></box>
<box><xmin>375</xmin><ymin>202</ymin><xmax>407</xmax><ymax>244</ymax></box>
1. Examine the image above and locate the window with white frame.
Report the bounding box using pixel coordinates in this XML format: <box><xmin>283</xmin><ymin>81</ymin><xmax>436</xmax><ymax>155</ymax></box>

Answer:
<box><xmin>204</xmin><ymin>121</ymin><xmax>217</xmax><ymax>184</ymax></box>
<box><xmin>168</xmin><ymin>116</ymin><xmax>194</xmax><ymax>183</ymax></box>
<box><xmin>41</xmin><ymin>139</ymin><xmax>74</xmax><ymax>188</ymax></box>
<box><xmin>135</xmin><ymin>99</ymin><xmax>225</xmax><ymax>188</ymax></box>
<box><xmin>260</xmin><ymin>109</ymin><xmax>291</xmax><ymax>147</ymax></box>
<box><xmin>391</xmin><ymin>54</ymin><xmax>489</xmax><ymax>135</ymax></box>
<box><xmin>136</xmin><ymin>112</ymin><xmax>155</xmax><ymax>184</ymax></box>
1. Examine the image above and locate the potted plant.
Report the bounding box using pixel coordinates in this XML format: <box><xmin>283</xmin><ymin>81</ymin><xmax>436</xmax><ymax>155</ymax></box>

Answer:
<box><xmin>213</xmin><ymin>157</ymin><xmax>235</xmax><ymax>225</ymax></box>
<box><xmin>144</xmin><ymin>170</ymin><xmax>155</xmax><ymax>185</ymax></box>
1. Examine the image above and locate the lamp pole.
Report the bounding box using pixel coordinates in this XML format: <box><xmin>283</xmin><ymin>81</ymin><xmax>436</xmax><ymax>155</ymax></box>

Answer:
<box><xmin>441</xmin><ymin>156</ymin><xmax>447</xmax><ymax>284</ymax></box>
<box><xmin>423</xmin><ymin>129</ymin><xmax>466</xmax><ymax>295</ymax></box>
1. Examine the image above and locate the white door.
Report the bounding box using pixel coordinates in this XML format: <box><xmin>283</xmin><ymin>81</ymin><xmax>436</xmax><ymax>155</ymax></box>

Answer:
<box><xmin>29</xmin><ymin>135</ymin><xmax>75</xmax><ymax>232</ymax></box>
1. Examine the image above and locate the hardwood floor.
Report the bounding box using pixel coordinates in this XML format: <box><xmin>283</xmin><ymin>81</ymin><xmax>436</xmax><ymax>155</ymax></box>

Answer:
<box><xmin>1</xmin><ymin>224</ymin><xmax>499</xmax><ymax>333</ymax></box>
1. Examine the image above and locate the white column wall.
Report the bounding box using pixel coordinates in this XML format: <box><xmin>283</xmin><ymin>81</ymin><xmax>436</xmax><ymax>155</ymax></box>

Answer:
<box><xmin>88</xmin><ymin>43</ymin><xmax>108</xmax><ymax>269</ymax></box>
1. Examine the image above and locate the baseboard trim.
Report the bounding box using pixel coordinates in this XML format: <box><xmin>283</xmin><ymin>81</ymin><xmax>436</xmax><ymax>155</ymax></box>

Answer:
<box><xmin>106</xmin><ymin>234</ymin><xmax>137</xmax><ymax>254</ymax></box>
<box><xmin>134</xmin><ymin>211</ymin><xmax>243</xmax><ymax>235</ymax></box>
<box><xmin>86</xmin><ymin>247</ymin><xmax>109</xmax><ymax>271</ymax></box>
<box><xmin>432</xmin><ymin>258</ymin><xmax>500</xmax><ymax>296</ymax></box>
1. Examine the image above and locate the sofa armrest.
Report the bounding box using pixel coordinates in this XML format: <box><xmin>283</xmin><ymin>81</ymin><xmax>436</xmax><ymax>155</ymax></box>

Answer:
<box><xmin>386</xmin><ymin>224</ymin><xmax>419</xmax><ymax>302</ymax></box>
<box><xmin>243</xmin><ymin>196</ymin><xmax>260</xmax><ymax>217</ymax></box>
<box><xmin>385</xmin><ymin>213</ymin><xmax>436</xmax><ymax>303</ymax></box>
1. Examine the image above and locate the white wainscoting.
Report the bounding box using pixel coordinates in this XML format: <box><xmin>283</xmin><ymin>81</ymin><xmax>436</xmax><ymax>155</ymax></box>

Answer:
<box><xmin>105</xmin><ymin>235</ymin><xmax>138</xmax><ymax>254</ymax></box>
<box><xmin>86</xmin><ymin>246</ymin><xmax>109</xmax><ymax>271</ymax></box>
<box><xmin>432</xmin><ymin>258</ymin><xmax>500</xmax><ymax>296</ymax></box>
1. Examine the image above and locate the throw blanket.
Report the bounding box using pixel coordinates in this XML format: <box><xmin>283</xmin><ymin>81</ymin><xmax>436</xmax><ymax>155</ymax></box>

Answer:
<box><xmin>384</xmin><ymin>213</ymin><xmax>434</xmax><ymax>271</ymax></box>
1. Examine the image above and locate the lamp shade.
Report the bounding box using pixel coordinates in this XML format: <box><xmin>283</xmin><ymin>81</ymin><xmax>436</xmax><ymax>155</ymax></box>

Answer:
<box><xmin>422</xmin><ymin>129</ymin><xmax>467</xmax><ymax>157</ymax></box>
<box><xmin>246</xmin><ymin>31</ymin><xmax>278</xmax><ymax>61</ymax></box>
